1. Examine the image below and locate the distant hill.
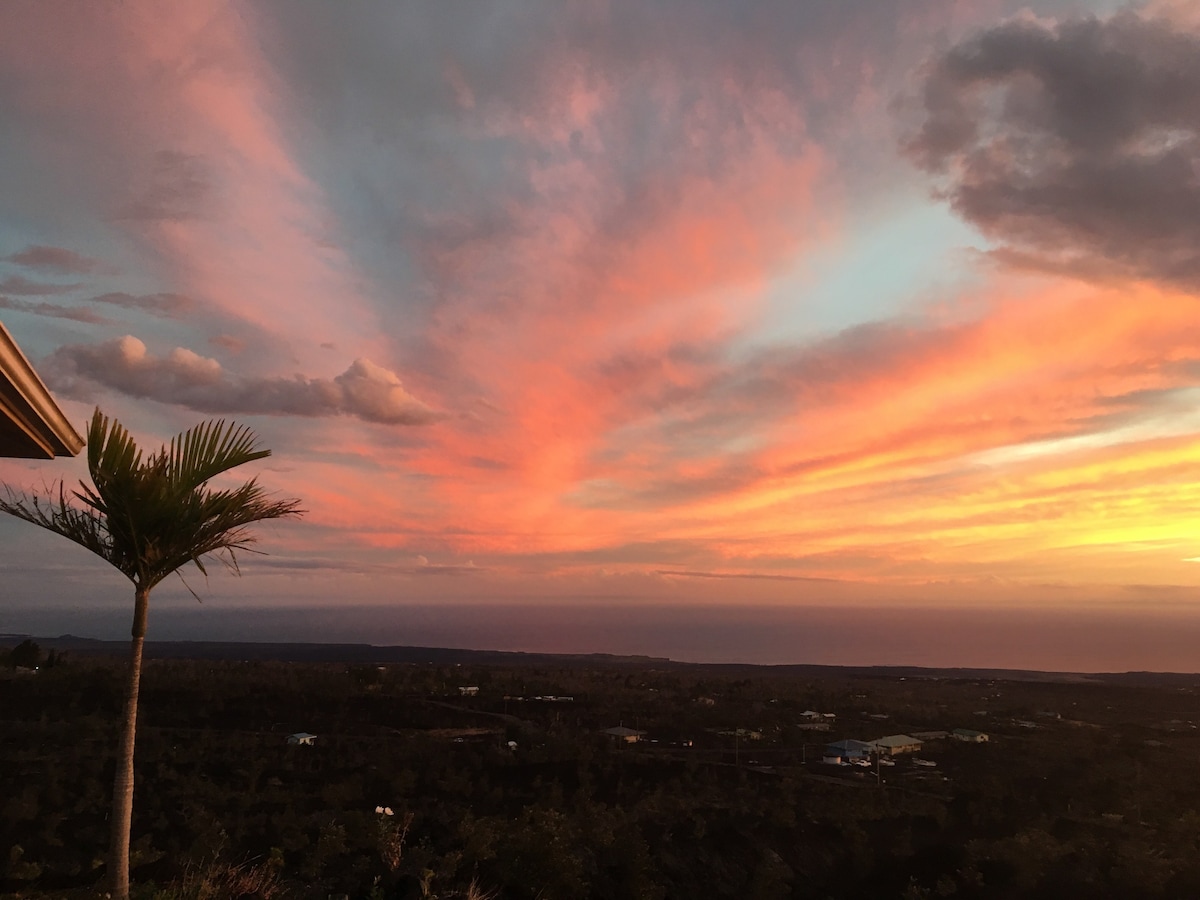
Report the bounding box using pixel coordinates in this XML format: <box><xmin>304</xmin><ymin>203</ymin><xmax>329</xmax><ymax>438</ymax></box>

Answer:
<box><xmin>2</xmin><ymin>634</ymin><xmax>671</xmax><ymax>667</ymax></box>
<box><xmin>3</xmin><ymin>633</ymin><xmax>1197</xmax><ymax>686</ymax></box>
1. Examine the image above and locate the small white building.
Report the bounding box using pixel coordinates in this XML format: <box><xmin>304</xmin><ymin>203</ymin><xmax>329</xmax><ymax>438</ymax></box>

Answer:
<box><xmin>952</xmin><ymin>728</ymin><xmax>989</xmax><ymax>742</ymax></box>
<box><xmin>287</xmin><ymin>732</ymin><xmax>317</xmax><ymax>746</ymax></box>
<box><xmin>458</xmin><ymin>686</ymin><xmax>479</xmax><ymax>696</ymax></box>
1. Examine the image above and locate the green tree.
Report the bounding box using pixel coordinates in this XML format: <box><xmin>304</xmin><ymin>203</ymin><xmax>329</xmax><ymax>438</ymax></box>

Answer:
<box><xmin>0</xmin><ymin>409</ymin><xmax>302</xmax><ymax>899</ymax></box>
<box><xmin>9</xmin><ymin>638</ymin><xmax>41</xmax><ymax>669</ymax></box>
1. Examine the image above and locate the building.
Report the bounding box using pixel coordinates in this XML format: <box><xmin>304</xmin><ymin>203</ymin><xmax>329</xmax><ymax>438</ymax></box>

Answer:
<box><xmin>603</xmin><ymin>726</ymin><xmax>647</xmax><ymax>744</ymax></box>
<box><xmin>458</xmin><ymin>686</ymin><xmax>479</xmax><ymax>696</ymax></box>
<box><xmin>824</xmin><ymin>739</ymin><xmax>874</xmax><ymax>761</ymax></box>
<box><xmin>287</xmin><ymin>732</ymin><xmax>317</xmax><ymax>746</ymax></box>
<box><xmin>952</xmin><ymin>728</ymin><xmax>989</xmax><ymax>743</ymax></box>
<box><xmin>870</xmin><ymin>734</ymin><xmax>923</xmax><ymax>756</ymax></box>
<box><xmin>0</xmin><ymin>322</ymin><xmax>83</xmax><ymax>459</ymax></box>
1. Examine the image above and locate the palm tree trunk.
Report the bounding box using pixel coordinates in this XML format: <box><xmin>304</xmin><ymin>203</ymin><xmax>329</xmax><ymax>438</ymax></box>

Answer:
<box><xmin>109</xmin><ymin>585</ymin><xmax>150</xmax><ymax>900</ymax></box>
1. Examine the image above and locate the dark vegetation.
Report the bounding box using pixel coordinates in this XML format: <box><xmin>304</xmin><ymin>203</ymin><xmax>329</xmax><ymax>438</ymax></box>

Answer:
<box><xmin>3</xmin><ymin>640</ymin><xmax>1199</xmax><ymax>899</ymax></box>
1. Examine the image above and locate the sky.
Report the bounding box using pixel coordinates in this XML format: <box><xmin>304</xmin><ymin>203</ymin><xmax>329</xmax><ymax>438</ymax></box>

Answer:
<box><xmin>2</xmin><ymin>0</ymin><xmax>1199</xmax><ymax>670</ymax></box>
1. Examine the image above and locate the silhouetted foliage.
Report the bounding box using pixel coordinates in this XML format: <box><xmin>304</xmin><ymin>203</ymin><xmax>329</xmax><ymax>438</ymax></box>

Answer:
<box><xmin>2</xmin><ymin>655</ymin><xmax>1199</xmax><ymax>898</ymax></box>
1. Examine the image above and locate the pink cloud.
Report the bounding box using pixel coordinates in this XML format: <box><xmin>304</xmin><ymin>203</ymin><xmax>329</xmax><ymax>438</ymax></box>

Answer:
<box><xmin>0</xmin><ymin>1</ymin><xmax>385</xmax><ymax>371</ymax></box>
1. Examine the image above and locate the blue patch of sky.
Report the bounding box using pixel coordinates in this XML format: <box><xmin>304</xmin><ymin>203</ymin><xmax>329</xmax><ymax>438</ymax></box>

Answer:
<box><xmin>745</xmin><ymin>201</ymin><xmax>988</xmax><ymax>353</ymax></box>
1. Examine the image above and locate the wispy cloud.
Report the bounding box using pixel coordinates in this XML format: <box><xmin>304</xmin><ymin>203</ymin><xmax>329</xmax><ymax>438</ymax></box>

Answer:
<box><xmin>0</xmin><ymin>275</ymin><xmax>81</xmax><ymax>296</ymax></box>
<box><xmin>0</xmin><ymin>295</ymin><xmax>108</xmax><ymax>324</ymax></box>
<box><xmin>5</xmin><ymin>245</ymin><xmax>112</xmax><ymax>275</ymax></box>
<box><xmin>92</xmin><ymin>291</ymin><xmax>195</xmax><ymax>319</ymax></box>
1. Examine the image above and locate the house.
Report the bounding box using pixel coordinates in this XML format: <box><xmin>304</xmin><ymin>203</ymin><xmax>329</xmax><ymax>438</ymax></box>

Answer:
<box><xmin>603</xmin><ymin>726</ymin><xmax>647</xmax><ymax>744</ymax></box>
<box><xmin>870</xmin><ymin>734</ymin><xmax>923</xmax><ymax>756</ymax></box>
<box><xmin>287</xmin><ymin>732</ymin><xmax>317</xmax><ymax>746</ymax></box>
<box><xmin>458</xmin><ymin>686</ymin><xmax>479</xmax><ymax>696</ymax></box>
<box><xmin>0</xmin><ymin>322</ymin><xmax>83</xmax><ymax>459</ymax></box>
<box><xmin>911</xmin><ymin>731</ymin><xmax>948</xmax><ymax>741</ymax></box>
<box><xmin>824</xmin><ymin>739</ymin><xmax>874</xmax><ymax>761</ymax></box>
<box><xmin>952</xmin><ymin>728</ymin><xmax>989</xmax><ymax>743</ymax></box>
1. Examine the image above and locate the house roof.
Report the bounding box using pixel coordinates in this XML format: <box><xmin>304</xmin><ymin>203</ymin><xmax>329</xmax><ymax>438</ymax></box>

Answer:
<box><xmin>0</xmin><ymin>323</ymin><xmax>83</xmax><ymax>459</ymax></box>
<box><xmin>872</xmin><ymin>734</ymin><xmax>922</xmax><ymax>748</ymax></box>
<box><xmin>826</xmin><ymin>739</ymin><xmax>874</xmax><ymax>752</ymax></box>
<box><xmin>603</xmin><ymin>726</ymin><xmax>646</xmax><ymax>737</ymax></box>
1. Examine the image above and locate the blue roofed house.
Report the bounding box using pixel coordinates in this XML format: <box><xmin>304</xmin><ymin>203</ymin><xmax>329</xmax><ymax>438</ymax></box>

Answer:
<box><xmin>824</xmin><ymin>739</ymin><xmax>874</xmax><ymax>762</ymax></box>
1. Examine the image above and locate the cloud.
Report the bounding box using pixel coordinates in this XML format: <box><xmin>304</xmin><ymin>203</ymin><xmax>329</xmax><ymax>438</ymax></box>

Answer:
<box><xmin>0</xmin><ymin>1</ymin><xmax>385</xmax><ymax>364</ymax></box>
<box><xmin>114</xmin><ymin>149</ymin><xmax>214</xmax><ymax>222</ymax></box>
<box><xmin>45</xmin><ymin>335</ymin><xmax>440</xmax><ymax>425</ymax></box>
<box><xmin>0</xmin><ymin>295</ymin><xmax>108</xmax><ymax>324</ymax></box>
<box><xmin>0</xmin><ymin>275</ymin><xmax>81</xmax><ymax>296</ymax></box>
<box><xmin>5</xmin><ymin>245</ymin><xmax>111</xmax><ymax>274</ymax></box>
<box><xmin>91</xmin><ymin>291</ymin><xmax>195</xmax><ymax>319</ymax></box>
<box><xmin>907</xmin><ymin>10</ymin><xmax>1200</xmax><ymax>288</ymax></box>
<box><xmin>656</xmin><ymin>569</ymin><xmax>828</xmax><ymax>582</ymax></box>
<box><xmin>253</xmin><ymin>555</ymin><xmax>481</xmax><ymax>576</ymax></box>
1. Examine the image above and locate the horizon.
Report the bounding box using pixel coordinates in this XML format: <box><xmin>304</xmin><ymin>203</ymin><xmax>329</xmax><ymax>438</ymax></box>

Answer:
<box><xmin>3</xmin><ymin>1</ymin><xmax>1200</xmax><ymax>673</ymax></box>
<box><xmin>6</xmin><ymin>601</ymin><xmax>1200</xmax><ymax>675</ymax></box>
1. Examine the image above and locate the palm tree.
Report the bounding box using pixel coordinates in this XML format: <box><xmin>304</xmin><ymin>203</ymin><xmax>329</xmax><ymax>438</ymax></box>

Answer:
<box><xmin>0</xmin><ymin>409</ymin><xmax>302</xmax><ymax>899</ymax></box>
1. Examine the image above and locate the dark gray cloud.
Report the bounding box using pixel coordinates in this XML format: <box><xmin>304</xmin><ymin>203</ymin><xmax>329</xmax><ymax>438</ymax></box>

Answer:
<box><xmin>45</xmin><ymin>335</ymin><xmax>440</xmax><ymax>425</ymax></box>
<box><xmin>5</xmin><ymin>245</ymin><xmax>110</xmax><ymax>274</ymax></box>
<box><xmin>907</xmin><ymin>10</ymin><xmax>1200</xmax><ymax>288</ymax></box>
<box><xmin>254</xmin><ymin>556</ymin><xmax>481</xmax><ymax>576</ymax></box>
<box><xmin>656</xmin><ymin>569</ymin><xmax>829</xmax><ymax>583</ymax></box>
<box><xmin>0</xmin><ymin>274</ymin><xmax>81</xmax><ymax>295</ymax></box>
<box><xmin>0</xmin><ymin>295</ymin><xmax>108</xmax><ymax>324</ymax></box>
<box><xmin>91</xmin><ymin>291</ymin><xmax>195</xmax><ymax>319</ymax></box>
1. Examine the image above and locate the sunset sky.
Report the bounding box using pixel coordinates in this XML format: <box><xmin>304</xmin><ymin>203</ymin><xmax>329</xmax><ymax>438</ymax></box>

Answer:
<box><xmin>2</xmin><ymin>1</ymin><xmax>1199</xmax><ymax>669</ymax></box>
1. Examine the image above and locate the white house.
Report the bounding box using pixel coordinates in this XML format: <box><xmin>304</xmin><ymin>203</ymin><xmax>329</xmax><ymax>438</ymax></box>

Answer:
<box><xmin>287</xmin><ymin>732</ymin><xmax>317</xmax><ymax>746</ymax></box>
<box><xmin>458</xmin><ymin>686</ymin><xmax>479</xmax><ymax>696</ymax></box>
<box><xmin>952</xmin><ymin>728</ymin><xmax>989</xmax><ymax>743</ymax></box>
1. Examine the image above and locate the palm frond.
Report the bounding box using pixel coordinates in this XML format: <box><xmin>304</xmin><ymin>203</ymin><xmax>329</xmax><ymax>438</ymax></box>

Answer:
<box><xmin>0</xmin><ymin>483</ymin><xmax>119</xmax><ymax>572</ymax></box>
<box><xmin>165</xmin><ymin>419</ymin><xmax>271</xmax><ymax>491</ymax></box>
<box><xmin>86</xmin><ymin>408</ymin><xmax>143</xmax><ymax>499</ymax></box>
<box><xmin>1</xmin><ymin>409</ymin><xmax>303</xmax><ymax>591</ymax></box>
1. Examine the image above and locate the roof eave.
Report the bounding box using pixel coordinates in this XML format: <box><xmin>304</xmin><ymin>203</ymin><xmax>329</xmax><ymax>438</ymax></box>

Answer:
<box><xmin>0</xmin><ymin>322</ymin><xmax>84</xmax><ymax>459</ymax></box>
